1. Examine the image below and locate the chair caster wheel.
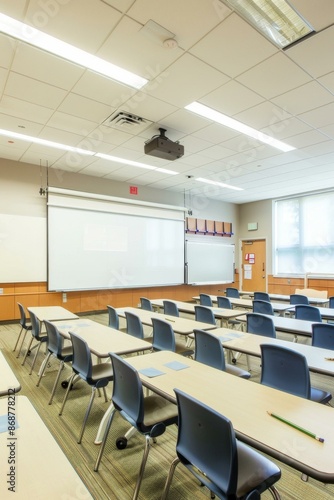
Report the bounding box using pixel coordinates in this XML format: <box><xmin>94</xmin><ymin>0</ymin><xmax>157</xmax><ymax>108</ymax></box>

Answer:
<box><xmin>61</xmin><ymin>381</ymin><xmax>73</xmax><ymax>389</ymax></box>
<box><xmin>232</xmin><ymin>358</ymin><xmax>236</xmax><ymax>364</ymax></box>
<box><xmin>27</xmin><ymin>350</ymin><xmax>31</xmax><ymax>356</ymax></box>
<box><xmin>116</xmin><ymin>437</ymin><xmax>128</xmax><ymax>449</ymax></box>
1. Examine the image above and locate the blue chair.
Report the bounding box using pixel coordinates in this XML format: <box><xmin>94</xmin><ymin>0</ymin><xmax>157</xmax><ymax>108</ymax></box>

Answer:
<box><xmin>199</xmin><ymin>293</ymin><xmax>213</xmax><ymax>306</ymax></box>
<box><xmin>36</xmin><ymin>319</ymin><xmax>73</xmax><ymax>405</ymax></box>
<box><xmin>260</xmin><ymin>344</ymin><xmax>332</xmax><ymax>405</ymax></box>
<box><xmin>254</xmin><ymin>291</ymin><xmax>270</xmax><ymax>302</ymax></box>
<box><xmin>217</xmin><ymin>295</ymin><xmax>241</xmax><ymax>329</ymax></box>
<box><xmin>14</xmin><ymin>302</ymin><xmax>32</xmax><ymax>357</ymax></box>
<box><xmin>312</xmin><ymin>323</ymin><xmax>334</xmax><ymax>349</ymax></box>
<box><xmin>194</xmin><ymin>305</ymin><xmax>216</xmax><ymax>325</ymax></box>
<box><xmin>161</xmin><ymin>389</ymin><xmax>281</xmax><ymax>500</ymax></box>
<box><xmin>295</xmin><ymin>304</ymin><xmax>322</xmax><ymax>323</ymax></box>
<box><xmin>246</xmin><ymin>313</ymin><xmax>276</xmax><ymax>338</ymax></box>
<box><xmin>94</xmin><ymin>353</ymin><xmax>178</xmax><ymax>500</ymax></box>
<box><xmin>59</xmin><ymin>331</ymin><xmax>114</xmax><ymax>444</ymax></box>
<box><xmin>151</xmin><ymin>318</ymin><xmax>193</xmax><ymax>356</ymax></box>
<box><xmin>125</xmin><ymin>311</ymin><xmax>145</xmax><ymax>339</ymax></box>
<box><xmin>107</xmin><ymin>305</ymin><xmax>119</xmax><ymax>329</ymax></box>
<box><xmin>194</xmin><ymin>329</ymin><xmax>250</xmax><ymax>379</ymax></box>
<box><xmin>140</xmin><ymin>297</ymin><xmax>153</xmax><ymax>311</ymax></box>
<box><xmin>21</xmin><ymin>309</ymin><xmax>48</xmax><ymax>375</ymax></box>
<box><xmin>290</xmin><ymin>294</ymin><xmax>309</xmax><ymax>305</ymax></box>
<box><xmin>329</xmin><ymin>296</ymin><xmax>334</xmax><ymax>309</ymax></box>
<box><xmin>253</xmin><ymin>299</ymin><xmax>274</xmax><ymax>315</ymax></box>
<box><xmin>163</xmin><ymin>300</ymin><xmax>179</xmax><ymax>317</ymax></box>
<box><xmin>225</xmin><ymin>287</ymin><xmax>240</xmax><ymax>298</ymax></box>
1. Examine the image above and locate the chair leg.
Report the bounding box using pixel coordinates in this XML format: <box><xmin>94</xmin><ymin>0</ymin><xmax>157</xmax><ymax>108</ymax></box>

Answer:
<box><xmin>161</xmin><ymin>457</ymin><xmax>180</xmax><ymax>500</ymax></box>
<box><xmin>48</xmin><ymin>360</ymin><xmax>64</xmax><ymax>405</ymax></box>
<box><xmin>94</xmin><ymin>407</ymin><xmax>116</xmax><ymax>472</ymax></box>
<box><xmin>36</xmin><ymin>351</ymin><xmax>52</xmax><ymax>386</ymax></box>
<box><xmin>13</xmin><ymin>326</ymin><xmax>23</xmax><ymax>352</ymax></box>
<box><xmin>133</xmin><ymin>434</ymin><xmax>152</xmax><ymax>500</ymax></box>
<box><xmin>59</xmin><ymin>373</ymin><xmax>76</xmax><ymax>416</ymax></box>
<box><xmin>78</xmin><ymin>387</ymin><xmax>97</xmax><ymax>444</ymax></box>
<box><xmin>269</xmin><ymin>485</ymin><xmax>281</xmax><ymax>499</ymax></box>
<box><xmin>16</xmin><ymin>329</ymin><xmax>28</xmax><ymax>358</ymax></box>
<box><xmin>29</xmin><ymin>342</ymin><xmax>42</xmax><ymax>375</ymax></box>
<box><xmin>21</xmin><ymin>337</ymin><xmax>34</xmax><ymax>366</ymax></box>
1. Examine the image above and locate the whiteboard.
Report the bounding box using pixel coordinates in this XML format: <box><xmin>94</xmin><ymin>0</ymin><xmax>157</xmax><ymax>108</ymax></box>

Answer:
<box><xmin>186</xmin><ymin>240</ymin><xmax>234</xmax><ymax>285</ymax></box>
<box><xmin>0</xmin><ymin>214</ymin><xmax>46</xmax><ymax>282</ymax></box>
<box><xmin>48</xmin><ymin>206</ymin><xmax>185</xmax><ymax>290</ymax></box>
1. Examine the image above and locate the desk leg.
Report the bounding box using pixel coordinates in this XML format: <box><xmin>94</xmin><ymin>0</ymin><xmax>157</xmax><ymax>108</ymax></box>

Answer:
<box><xmin>94</xmin><ymin>402</ymin><xmax>114</xmax><ymax>444</ymax></box>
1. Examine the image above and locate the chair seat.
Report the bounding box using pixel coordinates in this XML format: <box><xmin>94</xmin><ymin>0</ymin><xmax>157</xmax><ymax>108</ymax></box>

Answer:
<box><xmin>90</xmin><ymin>362</ymin><xmax>113</xmax><ymax>383</ymax></box>
<box><xmin>58</xmin><ymin>345</ymin><xmax>73</xmax><ymax>359</ymax></box>
<box><xmin>226</xmin><ymin>364</ymin><xmax>250</xmax><ymax>379</ymax></box>
<box><xmin>236</xmin><ymin>440</ymin><xmax>281</xmax><ymax>497</ymax></box>
<box><xmin>141</xmin><ymin>395</ymin><xmax>178</xmax><ymax>428</ymax></box>
<box><xmin>311</xmin><ymin>387</ymin><xmax>332</xmax><ymax>405</ymax></box>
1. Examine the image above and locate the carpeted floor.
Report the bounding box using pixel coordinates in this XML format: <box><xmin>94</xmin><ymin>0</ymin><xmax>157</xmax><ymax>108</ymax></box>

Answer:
<box><xmin>1</xmin><ymin>314</ymin><xmax>334</xmax><ymax>500</ymax></box>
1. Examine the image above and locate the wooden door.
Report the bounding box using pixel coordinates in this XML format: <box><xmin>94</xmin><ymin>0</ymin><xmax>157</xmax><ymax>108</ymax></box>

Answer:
<box><xmin>241</xmin><ymin>239</ymin><xmax>266</xmax><ymax>292</ymax></box>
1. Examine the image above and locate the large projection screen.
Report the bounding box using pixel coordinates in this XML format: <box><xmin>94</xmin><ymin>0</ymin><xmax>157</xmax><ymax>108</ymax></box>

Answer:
<box><xmin>186</xmin><ymin>240</ymin><xmax>235</xmax><ymax>285</ymax></box>
<box><xmin>48</xmin><ymin>192</ymin><xmax>185</xmax><ymax>291</ymax></box>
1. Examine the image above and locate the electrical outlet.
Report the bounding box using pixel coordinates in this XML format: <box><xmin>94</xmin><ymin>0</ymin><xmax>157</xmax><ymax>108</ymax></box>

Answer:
<box><xmin>62</xmin><ymin>292</ymin><xmax>67</xmax><ymax>303</ymax></box>
<box><xmin>287</xmin><ymin>279</ymin><xmax>291</xmax><ymax>284</ymax></box>
<box><xmin>0</xmin><ymin>288</ymin><xmax>3</xmax><ymax>294</ymax></box>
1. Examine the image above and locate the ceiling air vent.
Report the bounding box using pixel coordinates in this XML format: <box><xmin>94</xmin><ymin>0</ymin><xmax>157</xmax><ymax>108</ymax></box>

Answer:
<box><xmin>102</xmin><ymin>111</ymin><xmax>151</xmax><ymax>132</ymax></box>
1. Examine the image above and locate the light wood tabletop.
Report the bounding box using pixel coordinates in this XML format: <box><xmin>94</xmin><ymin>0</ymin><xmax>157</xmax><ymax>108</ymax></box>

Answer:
<box><xmin>53</xmin><ymin>318</ymin><xmax>152</xmax><ymax>358</ymax></box>
<box><xmin>27</xmin><ymin>306</ymin><xmax>79</xmax><ymax>322</ymax></box>
<box><xmin>0</xmin><ymin>395</ymin><xmax>93</xmax><ymax>498</ymax></box>
<box><xmin>117</xmin><ymin>307</ymin><xmax>218</xmax><ymax>335</ymax></box>
<box><xmin>127</xmin><ymin>350</ymin><xmax>334</xmax><ymax>483</ymax></box>
<box><xmin>0</xmin><ymin>351</ymin><xmax>21</xmax><ymax>396</ymax></box>
<box><xmin>207</xmin><ymin>327</ymin><xmax>334</xmax><ymax>377</ymax></box>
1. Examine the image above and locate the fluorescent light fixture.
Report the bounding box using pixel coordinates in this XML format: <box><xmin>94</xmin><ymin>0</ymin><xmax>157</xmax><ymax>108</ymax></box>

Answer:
<box><xmin>0</xmin><ymin>13</ymin><xmax>148</xmax><ymax>89</ymax></box>
<box><xmin>96</xmin><ymin>153</ymin><xmax>178</xmax><ymax>175</ymax></box>
<box><xmin>196</xmin><ymin>177</ymin><xmax>243</xmax><ymax>191</ymax></box>
<box><xmin>0</xmin><ymin>129</ymin><xmax>95</xmax><ymax>155</ymax></box>
<box><xmin>185</xmin><ymin>102</ymin><xmax>295</xmax><ymax>152</ymax></box>
<box><xmin>220</xmin><ymin>0</ymin><xmax>313</xmax><ymax>48</ymax></box>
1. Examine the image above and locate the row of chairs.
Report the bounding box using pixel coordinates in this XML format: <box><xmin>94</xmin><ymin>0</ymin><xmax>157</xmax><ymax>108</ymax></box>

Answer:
<box><xmin>13</xmin><ymin>302</ymin><xmax>333</xmax><ymax>499</ymax></box>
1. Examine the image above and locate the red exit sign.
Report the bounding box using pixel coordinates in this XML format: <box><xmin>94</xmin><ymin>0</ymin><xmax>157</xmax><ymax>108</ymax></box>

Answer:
<box><xmin>129</xmin><ymin>186</ymin><xmax>138</xmax><ymax>195</ymax></box>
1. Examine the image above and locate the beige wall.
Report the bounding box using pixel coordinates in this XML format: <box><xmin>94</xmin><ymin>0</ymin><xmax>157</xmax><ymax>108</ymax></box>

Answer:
<box><xmin>238</xmin><ymin>199</ymin><xmax>273</xmax><ymax>273</ymax></box>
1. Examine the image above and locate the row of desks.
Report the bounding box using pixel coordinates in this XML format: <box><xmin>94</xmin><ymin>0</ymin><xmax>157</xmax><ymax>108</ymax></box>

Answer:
<box><xmin>193</xmin><ymin>295</ymin><xmax>334</xmax><ymax>320</ymax></box>
<box><xmin>3</xmin><ymin>304</ymin><xmax>334</xmax><ymax>489</ymax></box>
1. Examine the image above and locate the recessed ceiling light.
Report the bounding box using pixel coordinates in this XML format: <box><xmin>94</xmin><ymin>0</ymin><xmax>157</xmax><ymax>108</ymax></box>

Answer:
<box><xmin>219</xmin><ymin>0</ymin><xmax>313</xmax><ymax>48</ymax></box>
<box><xmin>185</xmin><ymin>102</ymin><xmax>295</xmax><ymax>152</ymax></box>
<box><xmin>0</xmin><ymin>13</ymin><xmax>148</xmax><ymax>89</ymax></box>
<box><xmin>196</xmin><ymin>177</ymin><xmax>243</xmax><ymax>191</ymax></box>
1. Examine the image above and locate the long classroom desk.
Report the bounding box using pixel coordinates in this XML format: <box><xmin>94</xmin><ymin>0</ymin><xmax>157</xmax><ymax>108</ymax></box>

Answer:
<box><xmin>127</xmin><ymin>350</ymin><xmax>334</xmax><ymax>484</ymax></box>
<box><xmin>150</xmin><ymin>299</ymin><xmax>246</xmax><ymax>326</ymax></box>
<box><xmin>27</xmin><ymin>305</ymin><xmax>80</xmax><ymax>322</ymax></box>
<box><xmin>116</xmin><ymin>307</ymin><xmax>218</xmax><ymax>335</ymax></box>
<box><xmin>192</xmin><ymin>295</ymin><xmax>293</xmax><ymax>316</ymax></box>
<box><xmin>269</xmin><ymin>294</ymin><xmax>329</xmax><ymax>306</ymax></box>
<box><xmin>237</xmin><ymin>313</ymin><xmax>314</xmax><ymax>341</ymax></box>
<box><xmin>207</xmin><ymin>328</ymin><xmax>334</xmax><ymax>377</ymax></box>
<box><xmin>0</xmin><ymin>395</ymin><xmax>93</xmax><ymax>498</ymax></box>
<box><xmin>53</xmin><ymin>318</ymin><xmax>152</xmax><ymax>358</ymax></box>
<box><xmin>0</xmin><ymin>351</ymin><xmax>21</xmax><ymax>396</ymax></box>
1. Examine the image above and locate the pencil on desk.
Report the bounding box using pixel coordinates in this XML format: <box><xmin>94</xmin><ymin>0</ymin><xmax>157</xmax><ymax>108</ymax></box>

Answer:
<box><xmin>267</xmin><ymin>411</ymin><xmax>325</xmax><ymax>443</ymax></box>
<box><xmin>325</xmin><ymin>357</ymin><xmax>334</xmax><ymax>361</ymax></box>
<box><xmin>165</xmin><ymin>318</ymin><xmax>175</xmax><ymax>322</ymax></box>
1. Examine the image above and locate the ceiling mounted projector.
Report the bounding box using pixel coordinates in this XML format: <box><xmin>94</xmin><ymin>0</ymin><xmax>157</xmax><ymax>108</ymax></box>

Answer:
<box><xmin>144</xmin><ymin>128</ymin><xmax>184</xmax><ymax>161</ymax></box>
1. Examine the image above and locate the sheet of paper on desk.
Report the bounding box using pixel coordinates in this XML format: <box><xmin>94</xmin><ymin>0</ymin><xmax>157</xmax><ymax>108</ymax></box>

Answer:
<box><xmin>164</xmin><ymin>361</ymin><xmax>189</xmax><ymax>371</ymax></box>
<box><xmin>219</xmin><ymin>333</ymin><xmax>244</xmax><ymax>341</ymax></box>
<box><xmin>139</xmin><ymin>367</ymin><xmax>165</xmax><ymax>377</ymax></box>
<box><xmin>0</xmin><ymin>414</ymin><xmax>19</xmax><ymax>433</ymax></box>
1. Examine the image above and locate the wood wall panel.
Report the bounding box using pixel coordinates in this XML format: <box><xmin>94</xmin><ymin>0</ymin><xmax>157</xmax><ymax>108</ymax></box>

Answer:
<box><xmin>0</xmin><ymin>280</ymin><xmax>239</xmax><ymax>321</ymax></box>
